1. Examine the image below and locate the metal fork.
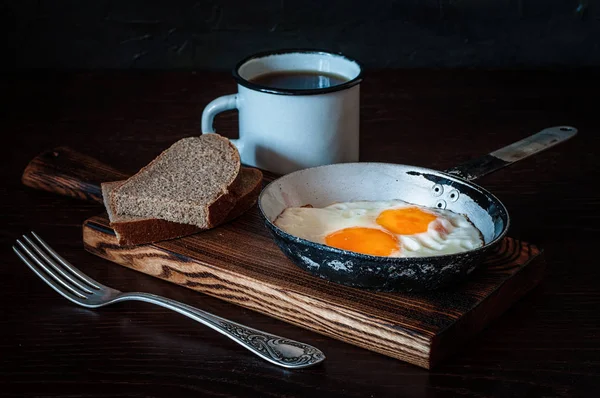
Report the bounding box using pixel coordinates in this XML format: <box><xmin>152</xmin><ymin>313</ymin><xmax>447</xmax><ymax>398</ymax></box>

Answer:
<box><xmin>13</xmin><ymin>231</ymin><xmax>325</xmax><ymax>369</ymax></box>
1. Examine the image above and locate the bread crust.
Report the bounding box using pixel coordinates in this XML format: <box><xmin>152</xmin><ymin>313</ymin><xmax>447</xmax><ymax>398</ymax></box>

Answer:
<box><xmin>111</xmin><ymin>217</ymin><xmax>200</xmax><ymax>246</ymax></box>
<box><xmin>205</xmin><ymin>166</ymin><xmax>244</xmax><ymax>228</ymax></box>
<box><xmin>223</xmin><ymin>168</ymin><xmax>263</xmax><ymax>222</ymax></box>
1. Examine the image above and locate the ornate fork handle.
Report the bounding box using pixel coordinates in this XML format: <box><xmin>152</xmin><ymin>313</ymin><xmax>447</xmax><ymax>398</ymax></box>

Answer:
<box><xmin>115</xmin><ymin>292</ymin><xmax>325</xmax><ymax>369</ymax></box>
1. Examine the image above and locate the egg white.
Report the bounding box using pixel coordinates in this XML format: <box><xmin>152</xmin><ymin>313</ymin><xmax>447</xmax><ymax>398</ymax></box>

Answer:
<box><xmin>273</xmin><ymin>200</ymin><xmax>484</xmax><ymax>258</ymax></box>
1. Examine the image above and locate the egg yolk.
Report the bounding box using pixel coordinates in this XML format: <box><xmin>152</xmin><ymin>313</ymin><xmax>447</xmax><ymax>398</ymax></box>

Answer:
<box><xmin>376</xmin><ymin>207</ymin><xmax>437</xmax><ymax>235</ymax></box>
<box><xmin>325</xmin><ymin>227</ymin><xmax>400</xmax><ymax>256</ymax></box>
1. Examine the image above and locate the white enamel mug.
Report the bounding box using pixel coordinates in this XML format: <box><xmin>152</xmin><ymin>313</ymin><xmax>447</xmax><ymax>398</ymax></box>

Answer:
<box><xmin>201</xmin><ymin>50</ymin><xmax>363</xmax><ymax>175</ymax></box>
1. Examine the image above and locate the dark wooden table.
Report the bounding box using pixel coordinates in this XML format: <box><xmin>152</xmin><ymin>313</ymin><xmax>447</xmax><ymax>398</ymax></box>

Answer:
<box><xmin>2</xmin><ymin>69</ymin><xmax>599</xmax><ymax>397</ymax></box>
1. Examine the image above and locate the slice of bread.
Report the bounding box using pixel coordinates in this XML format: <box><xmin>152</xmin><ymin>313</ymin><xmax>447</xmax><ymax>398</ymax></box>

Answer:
<box><xmin>110</xmin><ymin>134</ymin><xmax>241</xmax><ymax>228</ymax></box>
<box><xmin>219</xmin><ymin>168</ymin><xmax>263</xmax><ymax>223</ymax></box>
<box><xmin>102</xmin><ymin>167</ymin><xmax>263</xmax><ymax>246</ymax></box>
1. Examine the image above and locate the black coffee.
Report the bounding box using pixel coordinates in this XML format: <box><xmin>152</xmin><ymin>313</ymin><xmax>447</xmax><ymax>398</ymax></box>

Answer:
<box><xmin>249</xmin><ymin>70</ymin><xmax>349</xmax><ymax>90</ymax></box>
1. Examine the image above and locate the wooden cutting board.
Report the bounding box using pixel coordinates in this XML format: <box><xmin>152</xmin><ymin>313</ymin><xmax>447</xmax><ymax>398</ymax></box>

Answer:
<box><xmin>24</xmin><ymin>147</ymin><xmax>545</xmax><ymax>370</ymax></box>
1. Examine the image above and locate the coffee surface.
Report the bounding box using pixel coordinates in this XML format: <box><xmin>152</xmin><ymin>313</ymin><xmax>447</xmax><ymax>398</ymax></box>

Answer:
<box><xmin>249</xmin><ymin>70</ymin><xmax>349</xmax><ymax>90</ymax></box>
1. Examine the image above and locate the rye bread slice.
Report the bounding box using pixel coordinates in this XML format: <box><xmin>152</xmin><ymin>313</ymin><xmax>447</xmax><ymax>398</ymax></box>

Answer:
<box><xmin>102</xmin><ymin>167</ymin><xmax>263</xmax><ymax>246</ymax></box>
<box><xmin>110</xmin><ymin>134</ymin><xmax>241</xmax><ymax>228</ymax></box>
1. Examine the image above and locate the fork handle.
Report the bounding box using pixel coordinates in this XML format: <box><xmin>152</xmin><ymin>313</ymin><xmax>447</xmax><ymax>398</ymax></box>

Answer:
<box><xmin>115</xmin><ymin>292</ymin><xmax>325</xmax><ymax>369</ymax></box>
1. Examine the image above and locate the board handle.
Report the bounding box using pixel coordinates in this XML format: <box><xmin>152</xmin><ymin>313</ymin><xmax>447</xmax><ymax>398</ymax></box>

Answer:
<box><xmin>445</xmin><ymin>126</ymin><xmax>577</xmax><ymax>181</ymax></box>
<box><xmin>22</xmin><ymin>147</ymin><xmax>129</xmax><ymax>204</ymax></box>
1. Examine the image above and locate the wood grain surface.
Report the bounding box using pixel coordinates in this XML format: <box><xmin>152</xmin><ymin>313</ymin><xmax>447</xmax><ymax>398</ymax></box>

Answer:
<box><xmin>22</xmin><ymin>147</ymin><xmax>128</xmax><ymax>203</ymax></box>
<box><xmin>2</xmin><ymin>69</ymin><xmax>599</xmax><ymax>397</ymax></box>
<box><xmin>19</xmin><ymin>144</ymin><xmax>546</xmax><ymax>368</ymax></box>
<box><xmin>83</xmin><ymin>211</ymin><xmax>544</xmax><ymax>370</ymax></box>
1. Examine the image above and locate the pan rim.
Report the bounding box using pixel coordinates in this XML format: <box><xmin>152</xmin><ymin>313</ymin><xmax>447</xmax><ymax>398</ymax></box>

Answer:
<box><xmin>258</xmin><ymin>161</ymin><xmax>510</xmax><ymax>263</ymax></box>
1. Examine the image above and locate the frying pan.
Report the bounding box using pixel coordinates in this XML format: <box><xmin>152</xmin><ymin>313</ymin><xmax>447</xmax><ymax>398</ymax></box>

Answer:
<box><xmin>258</xmin><ymin>126</ymin><xmax>577</xmax><ymax>292</ymax></box>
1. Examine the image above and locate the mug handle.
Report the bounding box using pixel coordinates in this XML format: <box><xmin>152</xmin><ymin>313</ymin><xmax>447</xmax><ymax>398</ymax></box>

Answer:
<box><xmin>201</xmin><ymin>94</ymin><xmax>243</xmax><ymax>152</ymax></box>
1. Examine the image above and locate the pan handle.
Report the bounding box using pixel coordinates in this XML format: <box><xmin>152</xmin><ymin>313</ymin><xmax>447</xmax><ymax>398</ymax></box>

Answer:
<box><xmin>444</xmin><ymin>126</ymin><xmax>577</xmax><ymax>181</ymax></box>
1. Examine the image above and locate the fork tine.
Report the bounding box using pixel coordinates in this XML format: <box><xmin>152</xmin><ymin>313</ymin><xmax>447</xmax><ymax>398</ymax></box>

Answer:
<box><xmin>15</xmin><ymin>239</ymin><xmax>88</xmax><ymax>300</ymax></box>
<box><xmin>22</xmin><ymin>235</ymin><xmax>94</xmax><ymax>294</ymax></box>
<box><xmin>13</xmin><ymin>246</ymin><xmax>87</xmax><ymax>303</ymax></box>
<box><xmin>30</xmin><ymin>231</ymin><xmax>101</xmax><ymax>290</ymax></box>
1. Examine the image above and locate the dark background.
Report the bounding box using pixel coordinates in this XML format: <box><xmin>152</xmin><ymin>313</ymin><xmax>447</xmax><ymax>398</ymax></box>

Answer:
<box><xmin>3</xmin><ymin>0</ymin><xmax>598</xmax><ymax>70</ymax></box>
<box><xmin>3</xmin><ymin>2</ymin><xmax>600</xmax><ymax>397</ymax></box>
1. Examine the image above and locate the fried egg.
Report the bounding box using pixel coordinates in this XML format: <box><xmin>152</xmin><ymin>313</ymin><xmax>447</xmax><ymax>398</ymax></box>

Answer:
<box><xmin>273</xmin><ymin>200</ymin><xmax>484</xmax><ymax>258</ymax></box>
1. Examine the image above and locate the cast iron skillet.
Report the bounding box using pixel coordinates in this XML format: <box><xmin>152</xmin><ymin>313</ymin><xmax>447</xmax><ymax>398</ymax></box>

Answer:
<box><xmin>258</xmin><ymin>126</ymin><xmax>577</xmax><ymax>292</ymax></box>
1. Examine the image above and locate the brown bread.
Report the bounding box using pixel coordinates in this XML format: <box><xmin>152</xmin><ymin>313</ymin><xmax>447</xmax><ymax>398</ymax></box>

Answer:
<box><xmin>102</xmin><ymin>167</ymin><xmax>262</xmax><ymax>246</ymax></box>
<box><xmin>110</xmin><ymin>134</ymin><xmax>241</xmax><ymax>228</ymax></box>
